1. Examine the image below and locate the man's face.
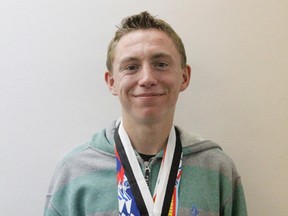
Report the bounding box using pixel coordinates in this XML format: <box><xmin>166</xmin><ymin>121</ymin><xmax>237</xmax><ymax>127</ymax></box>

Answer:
<box><xmin>105</xmin><ymin>29</ymin><xmax>191</xmax><ymax>124</ymax></box>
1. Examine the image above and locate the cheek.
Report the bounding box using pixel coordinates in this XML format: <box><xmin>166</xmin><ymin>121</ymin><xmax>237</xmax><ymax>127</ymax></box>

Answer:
<box><xmin>121</xmin><ymin>76</ymin><xmax>138</xmax><ymax>89</ymax></box>
<box><xmin>164</xmin><ymin>76</ymin><xmax>183</xmax><ymax>89</ymax></box>
<box><xmin>114</xmin><ymin>80</ymin><xmax>132</xmax><ymax>97</ymax></box>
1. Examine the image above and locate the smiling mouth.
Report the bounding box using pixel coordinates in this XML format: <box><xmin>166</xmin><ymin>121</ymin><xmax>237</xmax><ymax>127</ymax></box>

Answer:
<box><xmin>134</xmin><ymin>93</ymin><xmax>164</xmax><ymax>97</ymax></box>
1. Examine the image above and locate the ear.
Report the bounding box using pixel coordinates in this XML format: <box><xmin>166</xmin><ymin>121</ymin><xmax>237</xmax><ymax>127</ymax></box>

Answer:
<box><xmin>104</xmin><ymin>71</ymin><xmax>118</xmax><ymax>95</ymax></box>
<box><xmin>180</xmin><ymin>65</ymin><xmax>191</xmax><ymax>92</ymax></box>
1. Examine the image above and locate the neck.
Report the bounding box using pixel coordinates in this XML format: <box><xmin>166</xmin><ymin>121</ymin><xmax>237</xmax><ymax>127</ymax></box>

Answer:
<box><xmin>121</xmin><ymin>117</ymin><xmax>173</xmax><ymax>155</ymax></box>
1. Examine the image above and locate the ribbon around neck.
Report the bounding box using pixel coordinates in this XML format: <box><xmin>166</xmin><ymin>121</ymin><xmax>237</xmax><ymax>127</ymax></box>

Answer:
<box><xmin>114</xmin><ymin>122</ymin><xmax>183</xmax><ymax>216</ymax></box>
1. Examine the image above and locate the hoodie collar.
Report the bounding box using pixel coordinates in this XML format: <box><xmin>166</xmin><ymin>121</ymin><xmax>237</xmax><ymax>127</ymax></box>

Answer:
<box><xmin>94</xmin><ymin>120</ymin><xmax>221</xmax><ymax>157</ymax></box>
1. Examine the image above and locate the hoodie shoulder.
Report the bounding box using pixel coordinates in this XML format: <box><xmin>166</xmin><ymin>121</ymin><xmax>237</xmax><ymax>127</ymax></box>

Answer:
<box><xmin>177</xmin><ymin>126</ymin><xmax>222</xmax><ymax>154</ymax></box>
<box><xmin>178</xmin><ymin>127</ymin><xmax>240</xmax><ymax>180</ymax></box>
<box><xmin>57</xmin><ymin>121</ymin><xmax>116</xmax><ymax>166</ymax></box>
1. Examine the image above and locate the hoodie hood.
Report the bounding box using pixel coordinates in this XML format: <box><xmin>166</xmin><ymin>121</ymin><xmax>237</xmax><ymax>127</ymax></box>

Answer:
<box><xmin>177</xmin><ymin>126</ymin><xmax>222</xmax><ymax>155</ymax></box>
<box><xmin>90</xmin><ymin>120</ymin><xmax>221</xmax><ymax>157</ymax></box>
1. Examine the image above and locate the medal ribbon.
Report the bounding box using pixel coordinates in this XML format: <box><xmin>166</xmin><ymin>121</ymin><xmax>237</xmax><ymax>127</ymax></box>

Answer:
<box><xmin>115</xmin><ymin>122</ymin><xmax>183</xmax><ymax>216</ymax></box>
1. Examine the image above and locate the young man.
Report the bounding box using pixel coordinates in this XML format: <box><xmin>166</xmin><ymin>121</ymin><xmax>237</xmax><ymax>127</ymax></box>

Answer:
<box><xmin>44</xmin><ymin>12</ymin><xmax>247</xmax><ymax>216</ymax></box>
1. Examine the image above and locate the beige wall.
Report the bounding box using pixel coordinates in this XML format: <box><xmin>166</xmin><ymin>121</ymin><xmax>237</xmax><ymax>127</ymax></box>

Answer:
<box><xmin>1</xmin><ymin>0</ymin><xmax>287</xmax><ymax>215</ymax></box>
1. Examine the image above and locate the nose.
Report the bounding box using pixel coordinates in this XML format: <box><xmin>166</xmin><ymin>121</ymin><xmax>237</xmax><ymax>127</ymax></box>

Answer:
<box><xmin>138</xmin><ymin>65</ymin><xmax>157</xmax><ymax>88</ymax></box>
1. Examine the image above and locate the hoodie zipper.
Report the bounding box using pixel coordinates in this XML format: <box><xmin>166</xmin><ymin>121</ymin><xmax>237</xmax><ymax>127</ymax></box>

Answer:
<box><xmin>143</xmin><ymin>158</ymin><xmax>154</xmax><ymax>187</ymax></box>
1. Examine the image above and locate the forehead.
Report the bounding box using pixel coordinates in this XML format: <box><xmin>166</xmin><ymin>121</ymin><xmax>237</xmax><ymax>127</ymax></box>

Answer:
<box><xmin>113</xmin><ymin>29</ymin><xmax>180</xmax><ymax>62</ymax></box>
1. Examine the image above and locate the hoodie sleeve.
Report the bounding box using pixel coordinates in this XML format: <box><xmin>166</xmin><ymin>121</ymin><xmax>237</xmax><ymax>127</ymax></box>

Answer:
<box><xmin>43</xmin><ymin>162</ymin><xmax>64</xmax><ymax>216</ymax></box>
<box><xmin>222</xmin><ymin>175</ymin><xmax>248</xmax><ymax>216</ymax></box>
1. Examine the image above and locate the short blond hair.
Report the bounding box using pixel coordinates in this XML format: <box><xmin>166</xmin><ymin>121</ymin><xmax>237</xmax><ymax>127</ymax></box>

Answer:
<box><xmin>106</xmin><ymin>11</ymin><xmax>187</xmax><ymax>72</ymax></box>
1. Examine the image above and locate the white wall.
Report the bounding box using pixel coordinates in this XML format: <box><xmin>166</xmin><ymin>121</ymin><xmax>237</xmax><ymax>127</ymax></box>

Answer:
<box><xmin>1</xmin><ymin>0</ymin><xmax>287</xmax><ymax>215</ymax></box>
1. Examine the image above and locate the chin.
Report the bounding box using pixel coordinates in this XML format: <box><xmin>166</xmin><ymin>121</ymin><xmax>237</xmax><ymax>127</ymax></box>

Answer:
<box><xmin>136</xmin><ymin>112</ymin><xmax>167</xmax><ymax>124</ymax></box>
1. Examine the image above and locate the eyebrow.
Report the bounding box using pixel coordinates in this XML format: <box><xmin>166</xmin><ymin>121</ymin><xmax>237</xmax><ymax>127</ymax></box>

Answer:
<box><xmin>119</xmin><ymin>52</ymin><xmax>173</xmax><ymax>64</ymax></box>
<box><xmin>119</xmin><ymin>57</ymin><xmax>140</xmax><ymax>64</ymax></box>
